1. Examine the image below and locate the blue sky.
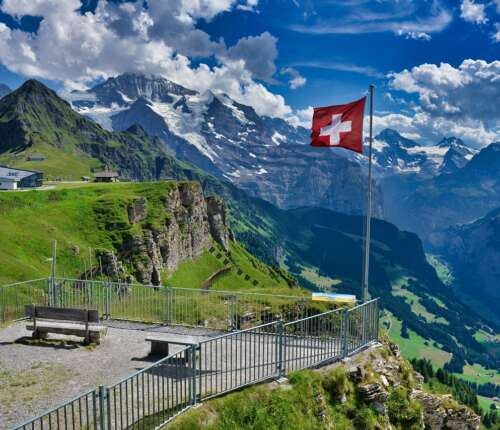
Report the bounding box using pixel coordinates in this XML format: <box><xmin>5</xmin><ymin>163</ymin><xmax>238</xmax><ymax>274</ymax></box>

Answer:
<box><xmin>0</xmin><ymin>0</ymin><xmax>498</xmax><ymax>146</ymax></box>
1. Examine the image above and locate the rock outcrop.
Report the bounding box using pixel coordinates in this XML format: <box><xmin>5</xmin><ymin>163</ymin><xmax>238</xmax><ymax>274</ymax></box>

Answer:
<box><xmin>102</xmin><ymin>182</ymin><xmax>230</xmax><ymax>285</ymax></box>
<box><xmin>339</xmin><ymin>343</ymin><xmax>481</xmax><ymax>430</ymax></box>
<box><xmin>410</xmin><ymin>391</ymin><xmax>481</xmax><ymax>430</ymax></box>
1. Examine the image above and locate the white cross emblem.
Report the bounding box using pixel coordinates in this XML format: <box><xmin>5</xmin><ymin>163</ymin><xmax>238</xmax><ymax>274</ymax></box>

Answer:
<box><xmin>319</xmin><ymin>114</ymin><xmax>352</xmax><ymax>145</ymax></box>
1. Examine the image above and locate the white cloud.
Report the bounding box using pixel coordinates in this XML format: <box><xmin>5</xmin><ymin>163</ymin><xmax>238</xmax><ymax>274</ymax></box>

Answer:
<box><xmin>372</xmin><ymin>111</ymin><xmax>498</xmax><ymax>147</ymax></box>
<box><xmin>492</xmin><ymin>23</ymin><xmax>500</xmax><ymax>42</ymax></box>
<box><xmin>389</xmin><ymin>60</ymin><xmax>500</xmax><ymax>123</ymax></box>
<box><xmin>288</xmin><ymin>106</ymin><xmax>313</xmax><ymax>128</ymax></box>
<box><xmin>395</xmin><ymin>30</ymin><xmax>431</xmax><ymax>41</ymax></box>
<box><xmin>0</xmin><ymin>0</ymin><xmax>292</xmax><ymax>118</ymax></box>
<box><xmin>382</xmin><ymin>59</ymin><xmax>500</xmax><ymax>147</ymax></box>
<box><xmin>280</xmin><ymin>67</ymin><xmax>307</xmax><ymax>89</ymax></box>
<box><xmin>290</xmin><ymin>0</ymin><xmax>452</xmax><ymax>37</ymax></box>
<box><xmin>292</xmin><ymin>61</ymin><xmax>383</xmax><ymax>78</ymax></box>
<box><xmin>460</xmin><ymin>0</ymin><xmax>488</xmax><ymax>24</ymax></box>
<box><xmin>225</xmin><ymin>32</ymin><xmax>278</xmax><ymax>82</ymax></box>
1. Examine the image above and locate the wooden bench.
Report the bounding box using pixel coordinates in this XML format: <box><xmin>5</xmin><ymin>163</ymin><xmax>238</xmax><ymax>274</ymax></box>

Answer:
<box><xmin>25</xmin><ymin>305</ymin><xmax>107</xmax><ymax>344</ymax></box>
<box><xmin>145</xmin><ymin>336</ymin><xmax>200</xmax><ymax>366</ymax></box>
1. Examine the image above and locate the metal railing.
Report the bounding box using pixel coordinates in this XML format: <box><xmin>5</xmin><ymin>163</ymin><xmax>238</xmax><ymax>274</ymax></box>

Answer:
<box><xmin>0</xmin><ymin>278</ymin><xmax>49</xmax><ymax>322</ymax></box>
<box><xmin>4</xmin><ymin>278</ymin><xmax>379</xmax><ymax>430</ymax></box>
<box><xmin>12</xmin><ymin>388</ymin><xmax>103</xmax><ymax>430</ymax></box>
<box><xmin>16</xmin><ymin>278</ymin><xmax>330</xmax><ymax>330</ymax></box>
<box><xmin>106</xmin><ymin>347</ymin><xmax>196</xmax><ymax>430</ymax></box>
<box><xmin>198</xmin><ymin>321</ymin><xmax>280</xmax><ymax>400</ymax></box>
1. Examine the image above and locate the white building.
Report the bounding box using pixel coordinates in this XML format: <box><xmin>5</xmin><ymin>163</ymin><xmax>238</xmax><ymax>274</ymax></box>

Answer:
<box><xmin>0</xmin><ymin>166</ymin><xmax>43</xmax><ymax>190</ymax></box>
<box><xmin>0</xmin><ymin>175</ymin><xmax>18</xmax><ymax>190</ymax></box>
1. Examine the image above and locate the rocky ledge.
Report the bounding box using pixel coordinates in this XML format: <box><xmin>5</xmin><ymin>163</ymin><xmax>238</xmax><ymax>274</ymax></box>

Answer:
<box><xmin>94</xmin><ymin>182</ymin><xmax>230</xmax><ymax>285</ymax></box>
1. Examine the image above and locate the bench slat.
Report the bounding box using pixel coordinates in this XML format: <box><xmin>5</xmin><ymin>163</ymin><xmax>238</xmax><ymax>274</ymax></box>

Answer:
<box><xmin>25</xmin><ymin>305</ymin><xmax>99</xmax><ymax>323</ymax></box>
<box><xmin>145</xmin><ymin>336</ymin><xmax>199</xmax><ymax>346</ymax></box>
<box><xmin>27</xmin><ymin>322</ymin><xmax>107</xmax><ymax>337</ymax></box>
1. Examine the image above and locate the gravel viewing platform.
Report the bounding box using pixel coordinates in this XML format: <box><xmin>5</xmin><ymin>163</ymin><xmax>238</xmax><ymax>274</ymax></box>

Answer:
<box><xmin>0</xmin><ymin>321</ymin><xmax>221</xmax><ymax>429</ymax></box>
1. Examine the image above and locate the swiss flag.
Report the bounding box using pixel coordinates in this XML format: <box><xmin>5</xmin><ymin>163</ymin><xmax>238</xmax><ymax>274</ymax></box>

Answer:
<box><xmin>311</xmin><ymin>97</ymin><xmax>366</xmax><ymax>154</ymax></box>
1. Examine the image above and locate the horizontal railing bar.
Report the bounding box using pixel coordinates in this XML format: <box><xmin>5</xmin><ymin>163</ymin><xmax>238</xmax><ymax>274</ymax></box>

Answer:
<box><xmin>53</xmin><ymin>277</ymin><xmax>311</xmax><ymax>301</ymax></box>
<box><xmin>346</xmin><ymin>298</ymin><xmax>378</xmax><ymax>312</ymax></box>
<box><xmin>198</xmin><ymin>321</ymin><xmax>279</xmax><ymax>344</ymax></box>
<box><xmin>283</xmin><ymin>307</ymin><xmax>344</xmax><ymax>326</ymax></box>
<box><xmin>1</xmin><ymin>278</ymin><xmax>49</xmax><ymax>288</ymax></box>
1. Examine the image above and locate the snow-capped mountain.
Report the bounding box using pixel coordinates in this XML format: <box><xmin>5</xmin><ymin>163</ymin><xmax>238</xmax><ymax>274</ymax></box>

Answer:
<box><xmin>370</xmin><ymin>129</ymin><xmax>478</xmax><ymax>177</ymax></box>
<box><xmin>67</xmin><ymin>73</ymin><xmax>383</xmax><ymax>216</ymax></box>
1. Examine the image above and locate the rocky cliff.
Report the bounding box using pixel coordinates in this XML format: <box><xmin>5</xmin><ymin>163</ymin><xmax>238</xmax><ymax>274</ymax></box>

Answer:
<box><xmin>95</xmin><ymin>182</ymin><xmax>230</xmax><ymax>285</ymax></box>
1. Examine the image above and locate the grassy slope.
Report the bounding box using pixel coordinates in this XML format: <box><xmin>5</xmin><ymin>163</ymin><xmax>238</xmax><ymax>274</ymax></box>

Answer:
<box><xmin>382</xmin><ymin>310</ymin><xmax>452</xmax><ymax>368</ymax></box>
<box><xmin>0</xmin><ymin>182</ymin><xmax>301</xmax><ymax>297</ymax></box>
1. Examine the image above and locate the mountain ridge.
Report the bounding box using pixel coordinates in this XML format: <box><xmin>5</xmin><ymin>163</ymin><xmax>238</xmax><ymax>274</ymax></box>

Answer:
<box><xmin>68</xmin><ymin>73</ymin><xmax>384</xmax><ymax>217</ymax></box>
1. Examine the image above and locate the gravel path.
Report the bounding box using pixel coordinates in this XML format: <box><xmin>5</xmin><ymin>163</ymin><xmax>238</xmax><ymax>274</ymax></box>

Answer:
<box><xmin>0</xmin><ymin>321</ymin><xmax>220</xmax><ymax>429</ymax></box>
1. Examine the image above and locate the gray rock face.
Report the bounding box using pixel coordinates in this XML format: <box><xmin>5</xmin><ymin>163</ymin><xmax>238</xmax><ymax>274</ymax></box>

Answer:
<box><xmin>410</xmin><ymin>390</ymin><xmax>481</xmax><ymax>430</ymax></box>
<box><xmin>126</xmin><ymin>182</ymin><xmax>230</xmax><ymax>285</ymax></box>
<box><xmin>127</xmin><ymin>197</ymin><xmax>148</xmax><ymax>224</ymax></box>
<box><xmin>206</xmin><ymin>196</ymin><xmax>230</xmax><ymax>251</ymax></box>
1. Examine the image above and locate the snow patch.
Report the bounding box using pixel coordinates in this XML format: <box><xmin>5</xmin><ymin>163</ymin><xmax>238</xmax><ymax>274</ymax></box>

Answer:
<box><xmin>272</xmin><ymin>131</ymin><xmax>287</xmax><ymax>146</ymax></box>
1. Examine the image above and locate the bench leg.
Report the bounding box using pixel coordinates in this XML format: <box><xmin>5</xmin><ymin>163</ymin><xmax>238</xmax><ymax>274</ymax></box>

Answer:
<box><xmin>150</xmin><ymin>342</ymin><xmax>170</xmax><ymax>356</ymax></box>
<box><xmin>32</xmin><ymin>329</ymin><xmax>48</xmax><ymax>340</ymax></box>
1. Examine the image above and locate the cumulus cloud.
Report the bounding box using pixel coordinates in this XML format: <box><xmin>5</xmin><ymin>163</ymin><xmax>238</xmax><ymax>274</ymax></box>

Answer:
<box><xmin>280</xmin><ymin>67</ymin><xmax>307</xmax><ymax>89</ymax></box>
<box><xmin>288</xmin><ymin>106</ymin><xmax>313</xmax><ymax>128</ymax></box>
<box><xmin>460</xmin><ymin>0</ymin><xmax>488</xmax><ymax>24</ymax></box>
<box><xmin>0</xmin><ymin>0</ymin><xmax>292</xmax><ymax>118</ymax></box>
<box><xmin>225</xmin><ymin>32</ymin><xmax>278</xmax><ymax>82</ymax></box>
<box><xmin>389</xmin><ymin>60</ymin><xmax>500</xmax><ymax>123</ymax></box>
<box><xmin>372</xmin><ymin>111</ymin><xmax>498</xmax><ymax>147</ymax></box>
<box><xmin>387</xmin><ymin>59</ymin><xmax>500</xmax><ymax>146</ymax></box>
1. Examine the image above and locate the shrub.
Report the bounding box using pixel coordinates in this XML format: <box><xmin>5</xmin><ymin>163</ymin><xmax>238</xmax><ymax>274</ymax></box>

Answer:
<box><xmin>387</xmin><ymin>387</ymin><xmax>422</xmax><ymax>430</ymax></box>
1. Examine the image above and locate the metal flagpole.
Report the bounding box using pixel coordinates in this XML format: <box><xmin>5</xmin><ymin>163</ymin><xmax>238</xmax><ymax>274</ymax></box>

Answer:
<box><xmin>363</xmin><ymin>85</ymin><xmax>374</xmax><ymax>303</ymax></box>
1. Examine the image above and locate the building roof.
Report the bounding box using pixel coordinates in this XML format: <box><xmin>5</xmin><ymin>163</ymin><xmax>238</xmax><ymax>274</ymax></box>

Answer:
<box><xmin>94</xmin><ymin>171</ymin><xmax>119</xmax><ymax>178</ymax></box>
<box><xmin>0</xmin><ymin>166</ymin><xmax>40</xmax><ymax>181</ymax></box>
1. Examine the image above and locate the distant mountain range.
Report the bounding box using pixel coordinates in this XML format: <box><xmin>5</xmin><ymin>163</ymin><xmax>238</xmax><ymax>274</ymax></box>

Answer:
<box><xmin>371</xmin><ymin>129</ymin><xmax>478</xmax><ymax>177</ymax></box>
<box><xmin>67</xmin><ymin>73</ymin><xmax>383</xmax><ymax>217</ymax></box>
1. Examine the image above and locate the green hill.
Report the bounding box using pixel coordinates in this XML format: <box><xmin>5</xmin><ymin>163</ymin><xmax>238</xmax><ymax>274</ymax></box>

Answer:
<box><xmin>0</xmin><ymin>80</ymin><xmax>194</xmax><ymax>181</ymax></box>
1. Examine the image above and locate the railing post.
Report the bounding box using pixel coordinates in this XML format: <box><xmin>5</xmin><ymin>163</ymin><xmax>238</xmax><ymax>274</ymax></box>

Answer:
<box><xmin>190</xmin><ymin>345</ymin><xmax>198</xmax><ymax>405</ymax></box>
<box><xmin>1</xmin><ymin>287</ymin><xmax>5</xmax><ymax>322</ymax></box>
<box><xmin>104</xmin><ymin>283</ymin><xmax>110</xmax><ymax>319</ymax></box>
<box><xmin>165</xmin><ymin>287</ymin><xmax>171</xmax><ymax>325</ymax></box>
<box><xmin>342</xmin><ymin>309</ymin><xmax>349</xmax><ymax>358</ymax></box>
<box><xmin>277</xmin><ymin>320</ymin><xmax>284</xmax><ymax>377</ymax></box>
<box><xmin>98</xmin><ymin>385</ymin><xmax>106</xmax><ymax>430</ymax></box>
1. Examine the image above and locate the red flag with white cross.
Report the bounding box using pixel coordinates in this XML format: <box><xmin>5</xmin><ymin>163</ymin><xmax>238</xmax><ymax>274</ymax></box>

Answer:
<box><xmin>310</xmin><ymin>97</ymin><xmax>366</xmax><ymax>153</ymax></box>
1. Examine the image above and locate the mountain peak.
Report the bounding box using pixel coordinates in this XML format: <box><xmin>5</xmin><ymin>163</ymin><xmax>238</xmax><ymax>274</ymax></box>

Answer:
<box><xmin>438</xmin><ymin>137</ymin><xmax>465</xmax><ymax>148</ymax></box>
<box><xmin>375</xmin><ymin>128</ymin><xmax>418</xmax><ymax>148</ymax></box>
